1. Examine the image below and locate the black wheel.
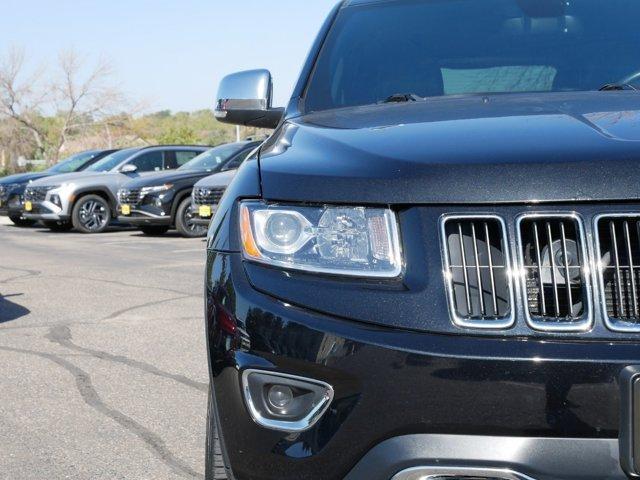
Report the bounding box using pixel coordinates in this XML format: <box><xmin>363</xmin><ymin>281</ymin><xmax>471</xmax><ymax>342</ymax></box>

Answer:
<box><xmin>9</xmin><ymin>215</ymin><xmax>36</xmax><ymax>227</ymax></box>
<box><xmin>205</xmin><ymin>388</ymin><xmax>228</xmax><ymax>480</ymax></box>
<box><xmin>139</xmin><ymin>226</ymin><xmax>170</xmax><ymax>236</ymax></box>
<box><xmin>43</xmin><ymin>220</ymin><xmax>73</xmax><ymax>232</ymax></box>
<box><xmin>175</xmin><ymin>197</ymin><xmax>207</xmax><ymax>238</ymax></box>
<box><xmin>71</xmin><ymin>194</ymin><xmax>111</xmax><ymax>234</ymax></box>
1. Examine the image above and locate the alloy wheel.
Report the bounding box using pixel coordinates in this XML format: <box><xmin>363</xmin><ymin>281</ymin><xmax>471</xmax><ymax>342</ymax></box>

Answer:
<box><xmin>79</xmin><ymin>199</ymin><xmax>109</xmax><ymax>231</ymax></box>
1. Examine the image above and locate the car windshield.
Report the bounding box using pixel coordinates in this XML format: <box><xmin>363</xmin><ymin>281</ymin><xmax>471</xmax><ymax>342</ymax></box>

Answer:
<box><xmin>47</xmin><ymin>151</ymin><xmax>99</xmax><ymax>174</ymax></box>
<box><xmin>85</xmin><ymin>148</ymin><xmax>139</xmax><ymax>172</ymax></box>
<box><xmin>304</xmin><ymin>0</ymin><xmax>640</xmax><ymax>112</ymax></box>
<box><xmin>178</xmin><ymin>143</ymin><xmax>248</xmax><ymax>172</ymax></box>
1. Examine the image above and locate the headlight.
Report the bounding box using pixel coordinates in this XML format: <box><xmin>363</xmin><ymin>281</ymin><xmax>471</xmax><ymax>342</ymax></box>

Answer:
<box><xmin>239</xmin><ymin>202</ymin><xmax>402</xmax><ymax>277</ymax></box>
<box><xmin>141</xmin><ymin>184</ymin><xmax>173</xmax><ymax>196</ymax></box>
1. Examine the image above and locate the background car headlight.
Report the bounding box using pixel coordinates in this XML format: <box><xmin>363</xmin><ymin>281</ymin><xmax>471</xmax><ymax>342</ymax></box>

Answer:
<box><xmin>239</xmin><ymin>201</ymin><xmax>402</xmax><ymax>277</ymax></box>
<box><xmin>141</xmin><ymin>184</ymin><xmax>173</xmax><ymax>196</ymax></box>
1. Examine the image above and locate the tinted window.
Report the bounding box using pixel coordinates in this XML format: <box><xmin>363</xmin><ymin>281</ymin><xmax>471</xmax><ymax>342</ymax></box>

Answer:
<box><xmin>304</xmin><ymin>0</ymin><xmax>640</xmax><ymax>112</ymax></box>
<box><xmin>48</xmin><ymin>151</ymin><xmax>99</xmax><ymax>174</ymax></box>
<box><xmin>86</xmin><ymin>149</ymin><xmax>140</xmax><ymax>172</ymax></box>
<box><xmin>178</xmin><ymin>143</ymin><xmax>255</xmax><ymax>172</ymax></box>
<box><xmin>175</xmin><ymin>151</ymin><xmax>199</xmax><ymax>166</ymax></box>
<box><xmin>128</xmin><ymin>151</ymin><xmax>164</xmax><ymax>172</ymax></box>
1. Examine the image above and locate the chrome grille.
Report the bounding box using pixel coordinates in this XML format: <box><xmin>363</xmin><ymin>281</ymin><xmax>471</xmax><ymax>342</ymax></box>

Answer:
<box><xmin>595</xmin><ymin>215</ymin><xmax>640</xmax><ymax>332</ymax></box>
<box><xmin>441</xmin><ymin>216</ymin><xmax>513</xmax><ymax>328</ymax></box>
<box><xmin>24</xmin><ymin>186</ymin><xmax>50</xmax><ymax>203</ymax></box>
<box><xmin>193</xmin><ymin>187</ymin><xmax>226</xmax><ymax>205</ymax></box>
<box><xmin>118</xmin><ymin>188</ymin><xmax>142</xmax><ymax>205</ymax></box>
<box><xmin>517</xmin><ymin>215</ymin><xmax>591</xmax><ymax>331</ymax></box>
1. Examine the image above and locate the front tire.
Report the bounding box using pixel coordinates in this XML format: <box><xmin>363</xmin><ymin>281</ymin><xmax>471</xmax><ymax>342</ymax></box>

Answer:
<box><xmin>205</xmin><ymin>388</ymin><xmax>228</xmax><ymax>480</ymax></box>
<box><xmin>71</xmin><ymin>194</ymin><xmax>111</xmax><ymax>234</ymax></box>
<box><xmin>175</xmin><ymin>197</ymin><xmax>207</xmax><ymax>238</ymax></box>
<box><xmin>43</xmin><ymin>220</ymin><xmax>73</xmax><ymax>232</ymax></box>
<box><xmin>9</xmin><ymin>215</ymin><xmax>36</xmax><ymax>227</ymax></box>
<box><xmin>139</xmin><ymin>226</ymin><xmax>170</xmax><ymax>236</ymax></box>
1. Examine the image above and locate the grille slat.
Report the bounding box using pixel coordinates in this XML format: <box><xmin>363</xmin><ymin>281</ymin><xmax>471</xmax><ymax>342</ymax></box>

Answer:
<box><xmin>545</xmin><ymin>222</ymin><xmax>561</xmax><ymax>317</ymax></box>
<box><xmin>442</xmin><ymin>216</ymin><xmax>513</xmax><ymax>328</ymax></box>
<box><xmin>624</xmin><ymin>221</ymin><xmax>639</xmax><ymax>317</ymax></box>
<box><xmin>457</xmin><ymin>222</ymin><xmax>473</xmax><ymax>316</ymax></box>
<box><xmin>560</xmin><ymin>221</ymin><xmax>574</xmax><ymax>313</ymax></box>
<box><xmin>532</xmin><ymin>222</ymin><xmax>547</xmax><ymax>316</ymax></box>
<box><xmin>24</xmin><ymin>186</ymin><xmax>50</xmax><ymax>203</ymax></box>
<box><xmin>518</xmin><ymin>215</ymin><xmax>590</xmax><ymax>331</ymax></box>
<box><xmin>118</xmin><ymin>188</ymin><xmax>142</xmax><ymax>206</ymax></box>
<box><xmin>470</xmin><ymin>222</ymin><xmax>486</xmax><ymax>316</ymax></box>
<box><xmin>484</xmin><ymin>222</ymin><xmax>499</xmax><ymax>316</ymax></box>
<box><xmin>596</xmin><ymin>215</ymin><xmax>640</xmax><ymax>331</ymax></box>
<box><xmin>193</xmin><ymin>187</ymin><xmax>226</xmax><ymax>205</ymax></box>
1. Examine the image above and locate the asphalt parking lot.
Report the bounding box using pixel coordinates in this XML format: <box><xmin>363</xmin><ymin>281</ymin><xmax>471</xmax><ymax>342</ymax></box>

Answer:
<box><xmin>0</xmin><ymin>217</ymin><xmax>209</xmax><ymax>480</ymax></box>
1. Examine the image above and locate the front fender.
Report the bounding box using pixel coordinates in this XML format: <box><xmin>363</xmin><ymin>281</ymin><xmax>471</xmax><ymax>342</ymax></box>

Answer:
<box><xmin>207</xmin><ymin>158</ymin><xmax>262</xmax><ymax>252</ymax></box>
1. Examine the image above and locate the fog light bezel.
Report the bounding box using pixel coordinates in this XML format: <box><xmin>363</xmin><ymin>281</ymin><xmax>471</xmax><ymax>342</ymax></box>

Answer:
<box><xmin>241</xmin><ymin>369</ymin><xmax>334</xmax><ymax>433</ymax></box>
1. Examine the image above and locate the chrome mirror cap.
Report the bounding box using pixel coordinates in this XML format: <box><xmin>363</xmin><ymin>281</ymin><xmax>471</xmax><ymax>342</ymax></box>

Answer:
<box><xmin>215</xmin><ymin>69</ymin><xmax>284</xmax><ymax>129</ymax></box>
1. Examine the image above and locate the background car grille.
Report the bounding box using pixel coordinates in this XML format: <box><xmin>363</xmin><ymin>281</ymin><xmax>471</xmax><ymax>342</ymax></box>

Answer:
<box><xmin>0</xmin><ymin>184</ymin><xmax>19</xmax><ymax>200</ymax></box>
<box><xmin>441</xmin><ymin>216</ymin><xmax>512</xmax><ymax>327</ymax></box>
<box><xmin>518</xmin><ymin>216</ymin><xmax>590</xmax><ymax>330</ymax></box>
<box><xmin>596</xmin><ymin>216</ymin><xmax>640</xmax><ymax>330</ymax></box>
<box><xmin>24</xmin><ymin>186</ymin><xmax>50</xmax><ymax>203</ymax></box>
<box><xmin>118</xmin><ymin>188</ymin><xmax>142</xmax><ymax>205</ymax></box>
<box><xmin>193</xmin><ymin>187</ymin><xmax>226</xmax><ymax>205</ymax></box>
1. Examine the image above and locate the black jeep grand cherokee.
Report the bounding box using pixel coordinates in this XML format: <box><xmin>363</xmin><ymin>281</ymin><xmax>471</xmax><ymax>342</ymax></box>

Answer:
<box><xmin>205</xmin><ymin>1</ymin><xmax>640</xmax><ymax>479</ymax></box>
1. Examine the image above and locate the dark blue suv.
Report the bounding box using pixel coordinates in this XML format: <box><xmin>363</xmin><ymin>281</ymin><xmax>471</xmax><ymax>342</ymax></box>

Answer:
<box><xmin>204</xmin><ymin>1</ymin><xmax>640</xmax><ymax>479</ymax></box>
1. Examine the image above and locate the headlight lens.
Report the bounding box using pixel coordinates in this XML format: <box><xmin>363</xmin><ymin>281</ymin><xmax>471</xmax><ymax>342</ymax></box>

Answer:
<box><xmin>141</xmin><ymin>184</ymin><xmax>173</xmax><ymax>195</ymax></box>
<box><xmin>239</xmin><ymin>202</ymin><xmax>402</xmax><ymax>277</ymax></box>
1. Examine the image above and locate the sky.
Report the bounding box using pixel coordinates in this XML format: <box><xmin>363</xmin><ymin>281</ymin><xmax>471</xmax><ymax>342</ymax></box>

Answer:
<box><xmin>0</xmin><ymin>0</ymin><xmax>339</xmax><ymax>112</ymax></box>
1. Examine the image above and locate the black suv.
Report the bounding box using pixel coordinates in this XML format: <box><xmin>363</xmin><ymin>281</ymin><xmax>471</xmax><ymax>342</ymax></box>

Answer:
<box><xmin>0</xmin><ymin>149</ymin><xmax>114</xmax><ymax>226</ymax></box>
<box><xmin>205</xmin><ymin>1</ymin><xmax>640</xmax><ymax>479</ymax></box>
<box><xmin>117</xmin><ymin>141</ymin><xmax>260</xmax><ymax>237</ymax></box>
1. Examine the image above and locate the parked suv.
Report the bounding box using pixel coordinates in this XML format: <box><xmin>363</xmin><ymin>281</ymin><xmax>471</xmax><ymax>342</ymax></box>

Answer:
<box><xmin>0</xmin><ymin>149</ymin><xmax>114</xmax><ymax>226</ymax></box>
<box><xmin>191</xmin><ymin>144</ymin><xmax>261</xmax><ymax>226</ymax></box>
<box><xmin>116</xmin><ymin>141</ymin><xmax>260</xmax><ymax>237</ymax></box>
<box><xmin>24</xmin><ymin>145</ymin><xmax>208</xmax><ymax>233</ymax></box>
<box><xmin>205</xmin><ymin>1</ymin><xmax>640</xmax><ymax>479</ymax></box>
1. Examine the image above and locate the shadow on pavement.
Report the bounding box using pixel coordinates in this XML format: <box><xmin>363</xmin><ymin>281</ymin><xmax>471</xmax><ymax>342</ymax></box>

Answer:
<box><xmin>0</xmin><ymin>293</ymin><xmax>30</xmax><ymax>323</ymax></box>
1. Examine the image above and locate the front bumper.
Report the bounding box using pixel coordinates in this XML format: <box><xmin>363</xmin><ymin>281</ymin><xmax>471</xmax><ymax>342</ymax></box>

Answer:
<box><xmin>23</xmin><ymin>201</ymin><xmax>69</xmax><ymax>222</ymax></box>
<box><xmin>117</xmin><ymin>213</ymin><xmax>172</xmax><ymax>226</ymax></box>
<box><xmin>0</xmin><ymin>194</ymin><xmax>25</xmax><ymax>217</ymax></box>
<box><xmin>192</xmin><ymin>202</ymin><xmax>215</xmax><ymax>225</ymax></box>
<box><xmin>206</xmin><ymin>250</ymin><xmax>637</xmax><ymax>480</ymax></box>
<box><xmin>117</xmin><ymin>202</ymin><xmax>172</xmax><ymax>227</ymax></box>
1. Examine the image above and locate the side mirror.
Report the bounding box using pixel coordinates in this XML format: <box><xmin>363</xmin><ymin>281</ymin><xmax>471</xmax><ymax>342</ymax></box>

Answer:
<box><xmin>215</xmin><ymin>69</ymin><xmax>284</xmax><ymax>130</ymax></box>
<box><xmin>120</xmin><ymin>164</ymin><xmax>138</xmax><ymax>174</ymax></box>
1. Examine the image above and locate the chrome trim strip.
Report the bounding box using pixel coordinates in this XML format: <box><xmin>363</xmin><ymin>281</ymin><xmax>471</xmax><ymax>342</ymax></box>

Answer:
<box><xmin>241</xmin><ymin>369</ymin><xmax>334</xmax><ymax>433</ymax></box>
<box><xmin>515</xmin><ymin>213</ymin><xmax>593</xmax><ymax>332</ymax></box>
<box><xmin>593</xmin><ymin>213</ymin><xmax>640</xmax><ymax>333</ymax></box>
<box><xmin>391</xmin><ymin>466</ymin><xmax>537</xmax><ymax>480</ymax></box>
<box><xmin>439</xmin><ymin>214</ymin><xmax>515</xmax><ymax>329</ymax></box>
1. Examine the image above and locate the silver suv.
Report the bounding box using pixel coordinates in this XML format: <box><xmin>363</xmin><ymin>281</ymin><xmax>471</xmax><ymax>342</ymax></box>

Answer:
<box><xmin>24</xmin><ymin>145</ymin><xmax>208</xmax><ymax>233</ymax></box>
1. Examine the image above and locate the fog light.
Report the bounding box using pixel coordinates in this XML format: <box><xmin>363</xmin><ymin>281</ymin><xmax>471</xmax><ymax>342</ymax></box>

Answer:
<box><xmin>267</xmin><ymin>385</ymin><xmax>293</xmax><ymax>409</ymax></box>
<box><xmin>50</xmin><ymin>194</ymin><xmax>62</xmax><ymax>208</ymax></box>
<box><xmin>242</xmin><ymin>370</ymin><xmax>334</xmax><ymax>432</ymax></box>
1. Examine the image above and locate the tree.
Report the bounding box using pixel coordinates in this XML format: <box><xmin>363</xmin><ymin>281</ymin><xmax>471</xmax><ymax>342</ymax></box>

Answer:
<box><xmin>0</xmin><ymin>48</ymin><xmax>125</xmax><ymax>165</ymax></box>
<box><xmin>0</xmin><ymin>48</ymin><xmax>49</xmax><ymax>162</ymax></box>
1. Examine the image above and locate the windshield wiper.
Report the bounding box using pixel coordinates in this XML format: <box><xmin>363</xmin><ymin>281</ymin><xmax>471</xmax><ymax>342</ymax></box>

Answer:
<box><xmin>382</xmin><ymin>93</ymin><xmax>425</xmax><ymax>103</ymax></box>
<box><xmin>598</xmin><ymin>83</ymin><xmax>638</xmax><ymax>91</ymax></box>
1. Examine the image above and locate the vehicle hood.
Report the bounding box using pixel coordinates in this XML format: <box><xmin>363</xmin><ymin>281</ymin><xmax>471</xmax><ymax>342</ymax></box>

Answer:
<box><xmin>193</xmin><ymin>169</ymin><xmax>238</xmax><ymax>189</ymax></box>
<box><xmin>0</xmin><ymin>171</ymin><xmax>52</xmax><ymax>185</ymax></box>
<box><xmin>260</xmin><ymin>91</ymin><xmax>640</xmax><ymax>204</ymax></box>
<box><xmin>27</xmin><ymin>171</ymin><xmax>109</xmax><ymax>187</ymax></box>
<box><xmin>123</xmin><ymin>170</ymin><xmax>211</xmax><ymax>189</ymax></box>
